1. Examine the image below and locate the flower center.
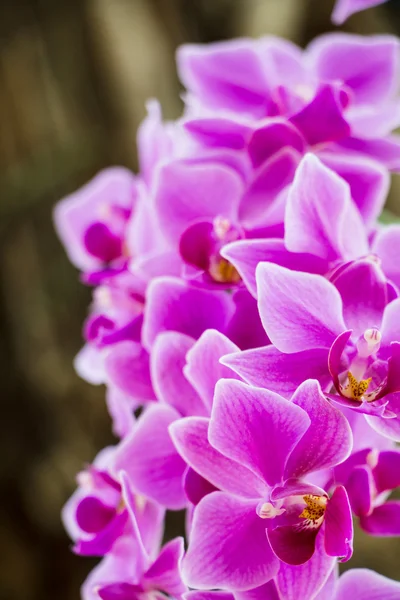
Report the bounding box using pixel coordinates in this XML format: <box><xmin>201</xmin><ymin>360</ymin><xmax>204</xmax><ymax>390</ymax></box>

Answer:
<box><xmin>209</xmin><ymin>256</ymin><xmax>241</xmax><ymax>283</ymax></box>
<box><xmin>299</xmin><ymin>495</ymin><xmax>327</xmax><ymax>526</ymax></box>
<box><xmin>342</xmin><ymin>371</ymin><xmax>372</xmax><ymax>400</ymax></box>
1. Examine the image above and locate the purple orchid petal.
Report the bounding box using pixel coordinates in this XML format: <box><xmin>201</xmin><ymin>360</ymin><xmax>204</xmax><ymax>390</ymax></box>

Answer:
<box><xmin>285</xmin><ymin>154</ymin><xmax>368</xmax><ymax>261</ymax></box>
<box><xmin>271</xmin><ymin>480</ymin><xmax>327</xmax><ymax>502</ymax></box>
<box><xmin>337</xmin><ymin>135</ymin><xmax>400</xmax><ymax>171</ymax></box>
<box><xmin>154</xmin><ymin>160</ymin><xmax>242</xmax><ymax>244</ymax></box>
<box><xmin>222</xmin><ymin>239</ymin><xmax>327</xmax><ymax>298</ymax></box>
<box><xmin>75</xmin><ymin>496</ymin><xmax>116</xmax><ymax>534</ymax></box>
<box><xmin>308</xmin><ymin>33</ymin><xmax>399</xmax><ymax>106</ymax></box>
<box><xmin>184</xmin><ymin>117</ymin><xmax>250</xmax><ymax>150</ymax></box>
<box><xmin>248</xmin><ymin>120</ymin><xmax>305</xmax><ymax>168</ymax></box>
<box><xmin>120</xmin><ymin>472</ymin><xmax>150</xmax><ymax>570</ymax></box>
<box><xmin>142</xmin><ymin>277</ymin><xmax>235</xmax><ymax>349</ymax></box>
<box><xmin>256</xmin><ymin>263</ymin><xmax>345</xmax><ymax>353</ymax></box>
<box><xmin>74</xmin><ymin>343</ymin><xmax>105</xmax><ymax>385</ymax></box>
<box><xmin>113</xmin><ymin>405</ymin><xmax>187</xmax><ymax>510</ymax></box>
<box><xmin>209</xmin><ymin>379</ymin><xmax>310</xmax><ymax>487</ymax></box>
<box><xmin>151</xmin><ymin>331</ymin><xmax>207</xmax><ymax>417</ymax></box>
<box><xmin>105</xmin><ymin>387</ymin><xmax>136</xmax><ymax>439</ymax></box>
<box><xmin>290</xmin><ymin>85</ymin><xmax>350</xmax><ymax>146</ymax></box>
<box><xmin>267</xmin><ymin>524</ymin><xmax>320</xmax><ymax>566</ymax></box>
<box><xmin>324</xmin><ymin>485</ymin><xmax>353</xmax><ymax>561</ymax></box>
<box><xmin>179</xmin><ymin>220</ymin><xmax>214</xmax><ymax>272</ymax></box>
<box><xmin>54</xmin><ymin>167</ymin><xmax>136</xmax><ymax>272</ymax></box>
<box><xmin>184</xmin><ymin>329</ymin><xmax>240</xmax><ymax>411</ymax></box>
<box><xmin>184</xmin><ymin>593</ymin><xmax>234</xmax><ymax>600</ymax></box>
<box><xmin>285</xmin><ymin>380</ymin><xmax>353</xmax><ymax>479</ymax></box>
<box><xmin>104</xmin><ymin>342</ymin><xmax>156</xmax><ymax>403</ymax></box>
<box><xmin>184</xmin><ymin>467</ymin><xmax>218</xmax><ymax>506</ymax></box>
<box><xmin>97</xmin><ymin>583</ymin><xmax>142</xmax><ymax>600</ymax></box>
<box><xmin>137</xmin><ymin>100</ymin><xmax>174</xmax><ymax>185</ymax></box>
<box><xmin>345</xmin><ymin>465</ymin><xmax>373</xmax><ymax>517</ymax></box>
<box><xmin>177</xmin><ymin>41</ymin><xmax>271</xmax><ymax>117</ymax></box>
<box><xmin>335</xmin><ymin>568</ymin><xmax>400</xmax><ymax>600</ymax></box>
<box><xmin>381</xmin><ymin>298</ymin><xmax>400</xmax><ymax>349</ymax></box>
<box><xmin>239</xmin><ymin>148</ymin><xmax>300</xmax><ymax>229</ymax></box>
<box><xmin>182</xmin><ymin>492</ymin><xmax>279</xmax><ymax>591</ymax></box>
<box><xmin>331</xmin><ymin>258</ymin><xmax>387</xmax><ymax>339</ymax></box>
<box><xmin>365</xmin><ymin>393</ymin><xmax>400</xmax><ymax>441</ymax></box>
<box><xmin>373</xmin><ymin>449</ymin><xmax>400</xmax><ymax>493</ymax></box>
<box><xmin>372</xmin><ymin>225</ymin><xmax>400</xmax><ymax>289</ymax></box>
<box><xmin>328</xmin><ymin>330</ymin><xmax>353</xmax><ymax>390</ymax></box>
<box><xmin>170</xmin><ymin>416</ymin><xmax>267</xmax><ymax>498</ymax></box>
<box><xmin>225</xmin><ymin>288</ymin><xmax>270</xmax><ymax>350</ymax></box>
<box><xmin>74</xmin><ymin>510</ymin><xmax>128</xmax><ymax>557</ymax></box>
<box><xmin>235</xmin><ymin>581</ymin><xmax>280</xmax><ymax>600</ymax></box>
<box><xmin>320</xmin><ymin>153</ymin><xmax>389</xmax><ymax>228</ymax></box>
<box><xmin>360</xmin><ymin>501</ymin><xmax>400</xmax><ymax>535</ymax></box>
<box><xmin>222</xmin><ymin>345</ymin><xmax>331</xmax><ymax>398</ymax></box>
<box><xmin>276</xmin><ymin>533</ymin><xmax>336</xmax><ymax>600</ymax></box>
<box><xmin>142</xmin><ymin>537</ymin><xmax>186</xmax><ymax>597</ymax></box>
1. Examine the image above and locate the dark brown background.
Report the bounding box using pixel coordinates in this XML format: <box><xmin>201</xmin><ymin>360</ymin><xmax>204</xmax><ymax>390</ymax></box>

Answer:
<box><xmin>1</xmin><ymin>1</ymin><xmax>400</xmax><ymax>599</ymax></box>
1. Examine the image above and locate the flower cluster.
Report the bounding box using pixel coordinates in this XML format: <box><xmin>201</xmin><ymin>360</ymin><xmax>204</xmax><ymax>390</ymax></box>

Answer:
<box><xmin>56</xmin><ymin>27</ymin><xmax>400</xmax><ymax>600</ymax></box>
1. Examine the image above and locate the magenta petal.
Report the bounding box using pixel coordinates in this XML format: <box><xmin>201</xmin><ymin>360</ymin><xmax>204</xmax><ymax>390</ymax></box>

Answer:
<box><xmin>75</xmin><ymin>496</ymin><xmax>115</xmax><ymax>534</ymax></box>
<box><xmin>222</xmin><ymin>239</ymin><xmax>327</xmax><ymax>298</ymax></box>
<box><xmin>381</xmin><ymin>298</ymin><xmax>400</xmax><ymax>349</ymax></box>
<box><xmin>256</xmin><ymin>263</ymin><xmax>345</xmax><ymax>353</ymax></box>
<box><xmin>290</xmin><ymin>85</ymin><xmax>350</xmax><ymax>146</ymax></box>
<box><xmin>142</xmin><ymin>537</ymin><xmax>186</xmax><ymax>597</ymax></box>
<box><xmin>170</xmin><ymin>417</ymin><xmax>267</xmax><ymax>498</ymax></box>
<box><xmin>373</xmin><ymin>450</ymin><xmax>400</xmax><ymax>494</ymax></box>
<box><xmin>360</xmin><ymin>501</ymin><xmax>400</xmax><ymax>535</ymax></box>
<box><xmin>328</xmin><ymin>330</ymin><xmax>352</xmax><ymax>390</ymax></box>
<box><xmin>276</xmin><ymin>533</ymin><xmax>336</xmax><ymax>600</ymax></box>
<box><xmin>104</xmin><ymin>342</ymin><xmax>155</xmax><ymax>402</ymax></box>
<box><xmin>235</xmin><ymin>581</ymin><xmax>280</xmax><ymax>600</ymax></box>
<box><xmin>142</xmin><ymin>277</ymin><xmax>235</xmax><ymax>349</ymax></box>
<box><xmin>182</xmin><ymin>492</ymin><xmax>279</xmax><ymax>591</ymax></box>
<box><xmin>105</xmin><ymin>387</ymin><xmax>136</xmax><ymax>439</ymax></box>
<box><xmin>365</xmin><ymin>399</ymin><xmax>400</xmax><ymax>442</ymax></box>
<box><xmin>248</xmin><ymin>120</ymin><xmax>305</xmax><ymax>168</ymax></box>
<box><xmin>74</xmin><ymin>510</ymin><xmax>128</xmax><ymax>557</ymax></box>
<box><xmin>113</xmin><ymin>405</ymin><xmax>187</xmax><ymax>510</ymax></box>
<box><xmin>324</xmin><ymin>486</ymin><xmax>353</xmax><ymax>561</ymax></box>
<box><xmin>54</xmin><ymin>167</ymin><xmax>136</xmax><ymax>271</ymax></box>
<box><xmin>185</xmin><ymin>593</ymin><xmax>234</xmax><ymax>600</ymax></box>
<box><xmin>331</xmin><ymin>259</ymin><xmax>387</xmax><ymax>339</ymax></box>
<box><xmin>309</xmin><ymin>33</ymin><xmax>399</xmax><ymax>106</ymax></box>
<box><xmin>225</xmin><ymin>289</ymin><xmax>270</xmax><ymax>350</ymax></box>
<box><xmin>285</xmin><ymin>154</ymin><xmax>368</xmax><ymax>261</ymax></box>
<box><xmin>321</xmin><ymin>153</ymin><xmax>389</xmax><ymax>228</ymax></box>
<box><xmin>345</xmin><ymin>465</ymin><xmax>373</xmax><ymax>517</ymax></box>
<box><xmin>179</xmin><ymin>220</ymin><xmax>214</xmax><ymax>272</ymax></box>
<box><xmin>184</xmin><ymin>467</ymin><xmax>218</xmax><ymax>506</ymax></box>
<box><xmin>151</xmin><ymin>331</ymin><xmax>207</xmax><ymax>417</ymax></box>
<box><xmin>184</xmin><ymin>329</ymin><xmax>240</xmax><ymax>411</ymax></box>
<box><xmin>372</xmin><ymin>225</ymin><xmax>400</xmax><ymax>290</ymax></box>
<box><xmin>222</xmin><ymin>346</ymin><xmax>331</xmax><ymax>398</ymax></box>
<box><xmin>285</xmin><ymin>380</ymin><xmax>352</xmax><ymax>479</ymax></box>
<box><xmin>336</xmin><ymin>568</ymin><xmax>400</xmax><ymax>600</ymax></box>
<box><xmin>154</xmin><ymin>160</ymin><xmax>243</xmax><ymax>243</ymax></box>
<box><xmin>97</xmin><ymin>583</ymin><xmax>140</xmax><ymax>600</ymax></box>
<box><xmin>240</xmin><ymin>148</ymin><xmax>300</xmax><ymax>229</ymax></box>
<box><xmin>210</xmin><ymin>379</ymin><xmax>310</xmax><ymax>486</ymax></box>
<box><xmin>184</xmin><ymin>117</ymin><xmax>250</xmax><ymax>150</ymax></box>
<box><xmin>177</xmin><ymin>41</ymin><xmax>271</xmax><ymax>116</ymax></box>
<box><xmin>267</xmin><ymin>524</ymin><xmax>319</xmax><ymax>566</ymax></box>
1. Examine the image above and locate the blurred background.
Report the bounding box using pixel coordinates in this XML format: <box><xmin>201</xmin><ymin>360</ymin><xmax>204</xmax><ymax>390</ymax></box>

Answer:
<box><xmin>1</xmin><ymin>1</ymin><xmax>400</xmax><ymax>598</ymax></box>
